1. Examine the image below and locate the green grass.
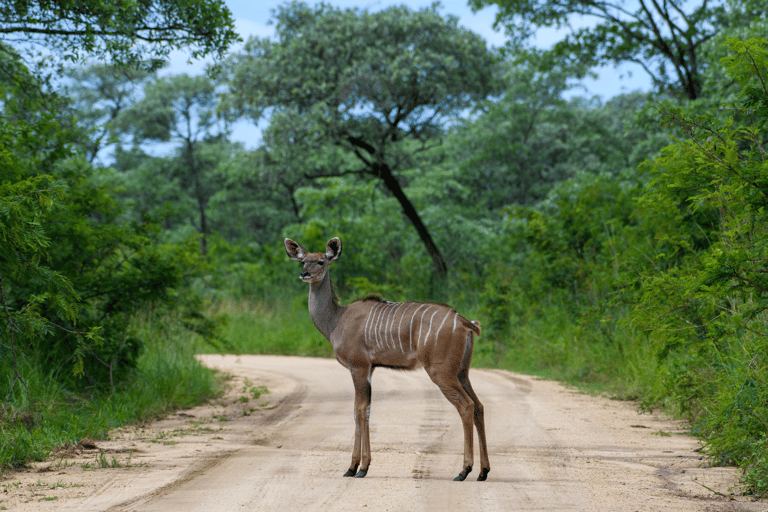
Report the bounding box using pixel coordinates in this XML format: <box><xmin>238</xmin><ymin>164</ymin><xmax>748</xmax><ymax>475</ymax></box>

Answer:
<box><xmin>208</xmin><ymin>296</ymin><xmax>333</xmax><ymax>357</ymax></box>
<box><xmin>0</xmin><ymin>312</ymin><xmax>224</xmax><ymax>471</ymax></box>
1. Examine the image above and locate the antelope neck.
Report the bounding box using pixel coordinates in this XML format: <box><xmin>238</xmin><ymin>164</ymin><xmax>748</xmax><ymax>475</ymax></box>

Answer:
<box><xmin>308</xmin><ymin>270</ymin><xmax>343</xmax><ymax>340</ymax></box>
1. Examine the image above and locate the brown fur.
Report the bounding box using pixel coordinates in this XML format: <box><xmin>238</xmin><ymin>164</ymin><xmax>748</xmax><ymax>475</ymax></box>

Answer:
<box><xmin>284</xmin><ymin>237</ymin><xmax>490</xmax><ymax>481</ymax></box>
<box><xmin>358</xmin><ymin>294</ymin><xmax>386</xmax><ymax>303</ymax></box>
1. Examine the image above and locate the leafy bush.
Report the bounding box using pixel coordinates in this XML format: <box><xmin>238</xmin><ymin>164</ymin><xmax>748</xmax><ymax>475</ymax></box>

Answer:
<box><xmin>626</xmin><ymin>37</ymin><xmax>768</xmax><ymax>495</ymax></box>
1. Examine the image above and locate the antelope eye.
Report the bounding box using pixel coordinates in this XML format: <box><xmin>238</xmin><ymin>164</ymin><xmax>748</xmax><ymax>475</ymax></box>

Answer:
<box><xmin>317</xmin><ymin>261</ymin><xmax>324</xmax><ymax>266</ymax></box>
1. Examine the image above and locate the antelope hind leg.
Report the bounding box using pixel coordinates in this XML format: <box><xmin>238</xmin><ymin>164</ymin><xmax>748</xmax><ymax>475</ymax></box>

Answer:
<box><xmin>459</xmin><ymin>371</ymin><xmax>490</xmax><ymax>481</ymax></box>
<box><xmin>428</xmin><ymin>369</ymin><xmax>476</xmax><ymax>482</ymax></box>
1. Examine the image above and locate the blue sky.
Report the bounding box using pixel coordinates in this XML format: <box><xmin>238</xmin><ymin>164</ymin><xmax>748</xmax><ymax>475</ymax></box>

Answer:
<box><xmin>165</xmin><ymin>0</ymin><xmax>651</xmax><ymax>147</ymax></box>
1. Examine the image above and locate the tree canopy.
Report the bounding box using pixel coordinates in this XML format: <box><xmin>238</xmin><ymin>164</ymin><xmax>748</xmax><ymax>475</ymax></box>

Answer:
<box><xmin>0</xmin><ymin>0</ymin><xmax>238</xmax><ymax>70</ymax></box>
<box><xmin>470</xmin><ymin>0</ymin><xmax>764</xmax><ymax>100</ymax></box>
<box><xmin>223</xmin><ymin>1</ymin><xmax>500</xmax><ymax>277</ymax></box>
<box><xmin>118</xmin><ymin>73</ymin><xmax>231</xmax><ymax>254</ymax></box>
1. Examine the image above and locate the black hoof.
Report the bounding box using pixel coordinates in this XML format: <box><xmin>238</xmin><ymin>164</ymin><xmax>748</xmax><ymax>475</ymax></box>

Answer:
<box><xmin>354</xmin><ymin>468</ymin><xmax>368</xmax><ymax>478</ymax></box>
<box><xmin>454</xmin><ymin>465</ymin><xmax>472</xmax><ymax>481</ymax></box>
<box><xmin>343</xmin><ymin>469</ymin><xmax>355</xmax><ymax>477</ymax></box>
<box><xmin>477</xmin><ymin>467</ymin><xmax>490</xmax><ymax>481</ymax></box>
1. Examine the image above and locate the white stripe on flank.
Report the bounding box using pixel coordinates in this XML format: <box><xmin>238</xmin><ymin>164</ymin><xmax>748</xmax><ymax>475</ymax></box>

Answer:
<box><xmin>382</xmin><ymin>303</ymin><xmax>395</xmax><ymax>350</ymax></box>
<box><xmin>372</xmin><ymin>303</ymin><xmax>384</xmax><ymax>348</ymax></box>
<box><xmin>416</xmin><ymin>305</ymin><xmax>432</xmax><ymax>349</ymax></box>
<box><xmin>363</xmin><ymin>304</ymin><xmax>375</xmax><ymax>347</ymax></box>
<box><xmin>409</xmin><ymin>304</ymin><xmax>427</xmax><ymax>350</ymax></box>
<box><xmin>452</xmin><ymin>313</ymin><xmax>457</xmax><ymax>333</ymax></box>
<box><xmin>384</xmin><ymin>304</ymin><xmax>397</xmax><ymax>348</ymax></box>
<box><xmin>434</xmin><ymin>310</ymin><xmax>451</xmax><ymax>345</ymax></box>
<box><xmin>385</xmin><ymin>303</ymin><xmax>397</xmax><ymax>350</ymax></box>
<box><xmin>367</xmin><ymin>303</ymin><xmax>377</xmax><ymax>348</ymax></box>
<box><xmin>395</xmin><ymin>303</ymin><xmax>407</xmax><ymax>352</ymax></box>
<box><xmin>423</xmin><ymin>309</ymin><xmax>439</xmax><ymax>347</ymax></box>
<box><xmin>375</xmin><ymin>303</ymin><xmax>386</xmax><ymax>349</ymax></box>
<box><xmin>387</xmin><ymin>303</ymin><xmax>398</xmax><ymax>350</ymax></box>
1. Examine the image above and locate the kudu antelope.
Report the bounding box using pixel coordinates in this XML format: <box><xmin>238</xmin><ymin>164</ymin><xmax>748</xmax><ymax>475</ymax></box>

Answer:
<box><xmin>284</xmin><ymin>237</ymin><xmax>490</xmax><ymax>481</ymax></box>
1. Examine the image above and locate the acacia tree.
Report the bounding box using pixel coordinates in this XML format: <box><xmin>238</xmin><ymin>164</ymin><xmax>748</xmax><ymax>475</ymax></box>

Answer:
<box><xmin>470</xmin><ymin>0</ymin><xmax>764</xmax><ymax>100</ymax></box>
<box><xmin>119</xmin><ymin>73</ymin><xmax>230</xmax><ymax>254</ymax></box>
<box><xmin>224</xmin><ymin>2</ymin><xmax>499</xmax><ymax>277</ymax></box>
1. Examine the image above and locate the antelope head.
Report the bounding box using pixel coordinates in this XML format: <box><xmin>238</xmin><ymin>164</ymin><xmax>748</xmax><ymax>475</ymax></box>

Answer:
<box><xmin>284</xmin><ymin>237</ymin><xmax>342</xmax><ymax>284</ymax></box>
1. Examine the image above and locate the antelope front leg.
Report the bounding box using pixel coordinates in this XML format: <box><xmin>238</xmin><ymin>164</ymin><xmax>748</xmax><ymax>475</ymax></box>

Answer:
<box><xmin>344</xmin><ymin>367</ymin><xmax>373</xmax><ymax>478</ymax></box>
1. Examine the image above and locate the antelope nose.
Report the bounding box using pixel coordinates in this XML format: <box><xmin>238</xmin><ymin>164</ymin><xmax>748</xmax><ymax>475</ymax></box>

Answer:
<box><xmin>300</xmin><ymin>270</ymin><xmax>310</xmax><ymax>279</ymax></box>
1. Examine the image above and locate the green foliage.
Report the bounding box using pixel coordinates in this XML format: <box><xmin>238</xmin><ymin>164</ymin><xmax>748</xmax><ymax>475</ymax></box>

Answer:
<box><xmin>1</xmin><ymin>309</ymin><xmax>223</xmax><ymax>469</ymax></box>
<box><xmin>447</xmin><ymin>37</ymin><xmax>768</xmax><ymax>495</ymax></box>
<box><xmin>468</xmin><ymin>0</ymin><xmax>759</xmax><ymax>100</ymax></box>
<box><xmin>1</xmin><ymin>37</ymin><xmax>212</xmax><ymax>405</ymax></box>
<box><xmin>0</xmin><ymin>0</ymin><xmax>238</xmax><ymax>70</ymax></box>
<box><xmin>115</xmin><ymin>73</ymin><xmax>232</xmax><ymax>254</ymax></box>
<box><xmin>623</xmin><ymin>37</ymin><xmax>768</xmax><ymax>495</ymax></box>
<box><xmin>225</xmin><ymin>2</ymin><xmax>498</xmax><ymax>125</ymax></box>
<box><xmin>210</xmin><ymin>298</ymin><xmax>332</xmax><ymax>358</ymax></box>
<box><xmin>633</xmin><ymin>37</ymin><xmax>768</xmax><ymax>367</ymax></box>
<box><xmin>223</xmin><ymin>1</ymin><xmax>501</xmax><ymax>276</ymax></box>
<box><xmin>0</xmin><ymin>75</ymin><xmax>88</xmax><ymax>404</ymax></box>
<box><xmin>62</xmin><ymin>64</ymin><xmax>154</xmax><ymax>162</ymax></box>
<box><xmin>445</xmin><ymin>56</ymin><xmax>663</xmax><ymax>210</ymax></box>
<box><xmin>0</xmin><ymin>0</ymin><xmax>237</xmax><ymax>474</ymax></box>
<box><xmin>19</xmin><ymin>158</ymin><xmax>204</xmax><ymax>391</ymax></box>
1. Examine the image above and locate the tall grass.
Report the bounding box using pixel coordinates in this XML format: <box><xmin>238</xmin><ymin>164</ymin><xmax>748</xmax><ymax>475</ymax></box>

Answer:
<box><xmin>208</xmin><ymin>295</ymin><xmax>333</xmax><ymax>357</ymax></box>
<box><xmin>1</xmin><ymin>310</ymin><xmax>223</xmax><ymax>470</ymax></box>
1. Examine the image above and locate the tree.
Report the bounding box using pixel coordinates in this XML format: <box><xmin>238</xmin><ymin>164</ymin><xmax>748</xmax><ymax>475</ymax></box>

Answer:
<box><xmin>211</xmin><ymin>145</ymin><xmax>306</xmax><ymax>245</ymax></box>
<box><xmin>1</xmin><ymin>0</ymin><xmax>236</xmax><ymax>401</ymax></box>
<box><xmin>623</xmin><ymin>38</ymin><xmax>768</xmax><ymax>493</ymax></box>
<box><xmin>224</xmin><ymin>1</ymin><xmax>499</xmax><ymax>277</ymax></box>
<box><xmin>469</xmin><ymin>0</ymin><xmax>764</xmax><ymax>100</ymax></box>
<box><xmin>0</xmin><ymin>0</ymin><xmax>238</xmax><ymax>70</ymax></box>
<box><xmin>633</xmin><ymin>37</ymin><xmax>768</xmax><ymax>357</ymax></box>
<box><xmin>0</xmin><ymin>65</ymin><xmax>197</xmax><ymax>395</ymax></box>
<box><xmin>63</xmin><ymin>64</ymin><xmax>154</xmax><ymax>163</ymax></box>
<box><xmin>118</xmin><ymin>73</ymin><xmax>230</xmax><ymax>254</ymax></box>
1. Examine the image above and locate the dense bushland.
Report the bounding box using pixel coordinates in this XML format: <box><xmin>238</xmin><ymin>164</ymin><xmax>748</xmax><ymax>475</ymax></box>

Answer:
<box><xmin>2</xmin><ymin>0</ymin><xmax>766</xmax><ymax>498</ymax></box>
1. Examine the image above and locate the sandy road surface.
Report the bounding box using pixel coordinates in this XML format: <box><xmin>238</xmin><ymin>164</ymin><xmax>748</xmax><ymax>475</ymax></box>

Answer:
<box><xmin>2</xmin><ymin>355</ymin><xmax>765</xmax><ymax>511</ymax></box>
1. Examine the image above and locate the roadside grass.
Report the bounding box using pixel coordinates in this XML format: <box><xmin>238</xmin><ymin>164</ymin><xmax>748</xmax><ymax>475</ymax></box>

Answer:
<box><xmin>210</xmin><ymin>294</ymin><xmax>640</xmax><ymax>393</ymax></box>
<box><xmin>207</xmin><ymin>295</ymin><xmax>333</xmax><ymax>358</ymax></box>
<box><xmin>473</xmin><ymin>304</ymin><xmax>659</xmax><ymax>400</ymax></box>
<box><xmin>0</xmin><ymin>311</ymin><xmax>224</xmax><ymax>471</ymax></box>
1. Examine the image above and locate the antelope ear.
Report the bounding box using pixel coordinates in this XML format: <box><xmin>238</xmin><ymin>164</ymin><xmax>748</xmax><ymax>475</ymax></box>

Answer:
<box><xmin>284</xmin><ymin>238</ymin><xmax>307</xmax><ymax>261</ymax></box>
<box><xmin>326</xmin><ymin>237</ymin><xmax>342</xmax><ymax>263</ymax></box>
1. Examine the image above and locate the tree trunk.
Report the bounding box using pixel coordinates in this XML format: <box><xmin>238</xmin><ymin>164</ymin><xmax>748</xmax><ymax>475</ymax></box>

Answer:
<box><xmin>375</xmin><ymin>162</ymin><xmax>448</xmax><ymax>278</ymax></box>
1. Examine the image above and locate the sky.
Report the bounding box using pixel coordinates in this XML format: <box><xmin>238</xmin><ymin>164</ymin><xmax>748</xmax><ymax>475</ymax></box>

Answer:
<box><xmin>164</xmin><ymin>0</ymin><xmax>651</xmax><ymax>148</ymax></box>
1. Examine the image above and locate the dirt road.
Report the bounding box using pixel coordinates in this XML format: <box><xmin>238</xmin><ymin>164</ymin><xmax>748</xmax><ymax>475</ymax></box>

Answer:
<box><xmin>2</xmin><ymin>355</ymin><xmax>764</xmax><ymax>511</ymax></box>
